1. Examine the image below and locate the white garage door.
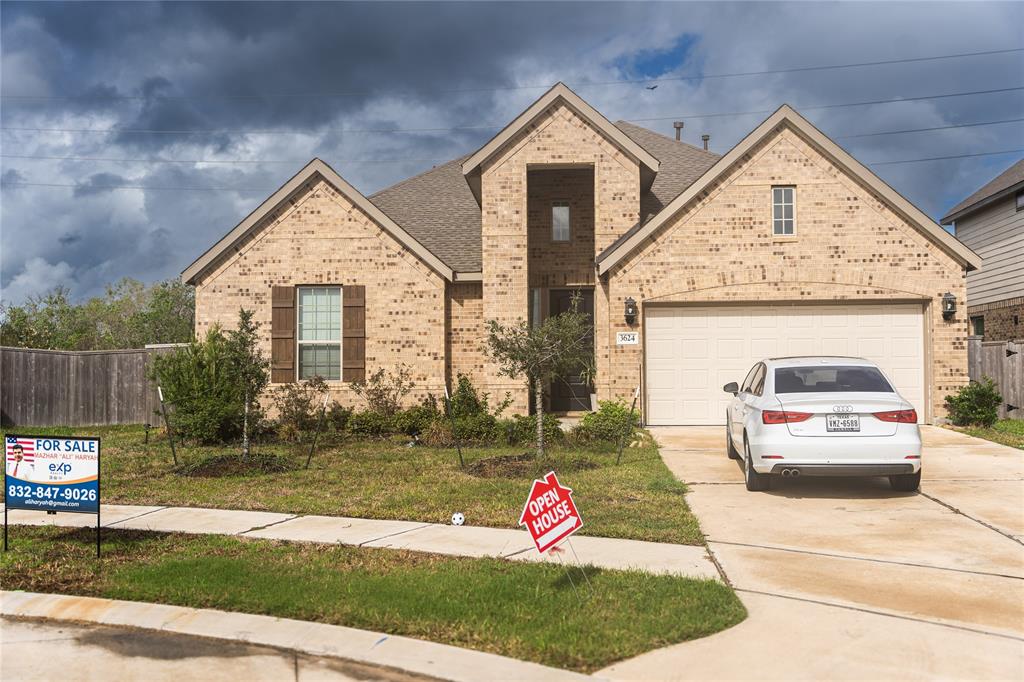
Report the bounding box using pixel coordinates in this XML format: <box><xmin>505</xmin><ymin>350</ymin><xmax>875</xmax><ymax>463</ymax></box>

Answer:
<box><xmin>645</xmin><ymin>304</ymin><xmax>926</xmax><ymax>425</ymax></box>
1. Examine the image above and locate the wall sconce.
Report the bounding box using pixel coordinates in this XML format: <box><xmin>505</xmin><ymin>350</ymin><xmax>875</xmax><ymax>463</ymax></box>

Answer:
<box><xmin>624</xmin><ymin>297</ymin><xmax>638</xmax><ymax>326</ymax></box>
<box><xmin>941</xmin><ymin>292</ymin><xmax>957</xmax><ymax>320</ymax></box>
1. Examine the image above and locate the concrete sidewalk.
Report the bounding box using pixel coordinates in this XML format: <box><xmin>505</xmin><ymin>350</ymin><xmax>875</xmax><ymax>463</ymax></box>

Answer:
<box><xmin>0</xmin><ymin>502</ymin><xmax>718</xmax><ymax>579</ymax></box>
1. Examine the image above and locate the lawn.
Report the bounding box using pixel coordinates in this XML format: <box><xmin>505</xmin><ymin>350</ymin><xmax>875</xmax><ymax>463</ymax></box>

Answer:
<box><xmin>960</xmin><ymin>419</ymin><xmax>1024</xmax><ymax>450</ymax></box>
<box><xmin>0</xmin><ymin>526</ymin><xmax>745</xmax><ymax>672</ymax></box>
<box><xmin>1</xmin><ymin>424</ymin><xmax>703</xmax><ymax>545</ymax></box>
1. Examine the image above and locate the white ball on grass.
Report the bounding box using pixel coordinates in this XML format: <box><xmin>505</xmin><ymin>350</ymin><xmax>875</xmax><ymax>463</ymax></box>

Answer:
<box><xmin>451</xmin><ymin>512</ymin><xmax>465</xmax><ymax>526</ymax></box>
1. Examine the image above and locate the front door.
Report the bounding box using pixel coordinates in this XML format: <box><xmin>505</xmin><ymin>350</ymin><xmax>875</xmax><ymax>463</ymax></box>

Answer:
<box><xmin>549</xmin><ymin>289</ymin><xmax>594</xmax><ymax>412</ymax></box>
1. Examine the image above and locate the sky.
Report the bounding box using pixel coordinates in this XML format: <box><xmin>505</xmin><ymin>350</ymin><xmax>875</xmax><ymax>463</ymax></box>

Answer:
<box><xmin>1</xmin><ymin>1</ymin><xmax>1022</xmax><ymax>305</ymax></box>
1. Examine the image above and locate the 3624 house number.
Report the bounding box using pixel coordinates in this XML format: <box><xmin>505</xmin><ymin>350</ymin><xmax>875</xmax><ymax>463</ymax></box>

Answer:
<box><xmin>616</xmin><ymin>332</ymin><xmax>639</xmax><ymax>345</ymax></box>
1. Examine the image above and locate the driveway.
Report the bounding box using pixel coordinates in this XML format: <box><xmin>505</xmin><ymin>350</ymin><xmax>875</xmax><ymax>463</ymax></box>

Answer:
<box><xmin>601</xmin><ymin>426</ymin><xmax>1024</xmax><ymax>680</ymax></box>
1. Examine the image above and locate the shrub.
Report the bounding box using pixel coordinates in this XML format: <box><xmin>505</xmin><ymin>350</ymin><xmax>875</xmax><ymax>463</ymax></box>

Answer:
<box><xmin>347</xmin><ymin>410</ymin><xmax>395</xmax><ymax>437</ymax></box>
<box><xmin>574</xmin><ymin>400</ymin><xmax>640</xmax><ymax>443</ymax></box>
<box><xmin>453</xmin><ymin>412</ymin><xmax>501</xmax><ymax>443</ymax></box>
<box><xmin>944</xmin><ymin>378</ymin><xmax>1002</xmax><ymax>427</ymax></box>
<box><xmin>324</xmin><ymin>402</ymin><xmax>351</xmax><ymax>433</ymax></box>
<box><xmin>448</xmin><ymin>373</ymin><xmax>511</xmax><ymax>418</ymax></box>
<box><xmin>271</xmin><ymin>376</ymin><xmax>330</xmax><ymax>441</ymax></box>
<box><xmin>350</xmin><ymin>364</ymin><xmax>415</xmax><ymax>416</ymax></box>
<box><xmin>504</xmin><ymin>413</ymin><xmax>564</xmax><ymax>446</ymax></box>
<box><xmin>393</xmin><ymin>395</ymin><xmax>442</xmax><ymax>436</ymax></box>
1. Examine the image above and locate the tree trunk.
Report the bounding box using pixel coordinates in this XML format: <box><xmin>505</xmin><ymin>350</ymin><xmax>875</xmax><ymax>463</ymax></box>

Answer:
<box><xmin>242</xmin><ymin>389</ymin><xmax>250</xmax><ymax>460</ymax></box>
<box><xmin>534</xmin><ymin>379</ymin><xmax>545</xmax><ymax>458</ymax></box>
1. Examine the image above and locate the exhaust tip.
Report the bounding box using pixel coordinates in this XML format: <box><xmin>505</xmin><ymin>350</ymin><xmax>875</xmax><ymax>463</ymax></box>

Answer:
<box><xmin>791</xmin><ymin>469</ymin><xmax>800</xmax><ymax>478</ymax></box>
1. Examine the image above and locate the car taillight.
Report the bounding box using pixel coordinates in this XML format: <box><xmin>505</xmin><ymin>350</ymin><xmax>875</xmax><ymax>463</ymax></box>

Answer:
<box><xmin>762</xmin><ymin>410</ymin><xmax>812</xmax><ymax>424</ymax></box>
<box><xmin>873</xmin><ymin>409</ymin><xmax>918</xmax><ymax>423</ymax></box>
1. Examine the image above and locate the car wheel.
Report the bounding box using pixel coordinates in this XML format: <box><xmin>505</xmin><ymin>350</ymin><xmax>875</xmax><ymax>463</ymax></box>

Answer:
<box><xmin>889</xmin><ymin>470</ymin><xmax>921</xmax><ymax>492</ymax></box>
<box><xmin>726</xmin><ymin>416</ymin><xmax>741</xmax><ymax>460</ymax></box>
<box><xmin>744</xmin><ymin>437</ymin><xmax>771</xmax><ymax>492</ymax></box>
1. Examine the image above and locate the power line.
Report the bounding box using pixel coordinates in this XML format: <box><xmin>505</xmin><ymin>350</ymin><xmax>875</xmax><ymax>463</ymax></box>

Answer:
<box><xmin>2</xmin><ymin>46</ymin><xmax>1021</xmax><ymax>101</ymax></box>
<box><xmin>4</xmin><ymin>116</ymin><xmax>1022</xmax><ymax>168</ymax></box>
<box><xmin>3</xmin><ymin>86</ymin><xmax>1022</xmax><ymax>137</ymax></box>
<box><xmin>3</xmin><ymin>148</ymin><xmax>1022</xmax><ymax>193</ymax></box>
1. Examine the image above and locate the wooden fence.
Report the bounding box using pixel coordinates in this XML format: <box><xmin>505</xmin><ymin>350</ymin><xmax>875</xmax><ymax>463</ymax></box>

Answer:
<box><xmin>967</xmin><ymin>337</ymin><xmax>1023</xmax><ymax>420</ymax></box>
<box><xmin>0</xmin><ymin>345</ymin><xmax>182</xmax><ymax>427</ymax></box>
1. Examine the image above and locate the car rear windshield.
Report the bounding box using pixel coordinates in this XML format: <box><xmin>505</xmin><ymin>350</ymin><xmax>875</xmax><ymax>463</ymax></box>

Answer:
<box><xmin>774</xmin><ymin>366</ymin><xmax>894</xmax><ymax>393</ymax></box>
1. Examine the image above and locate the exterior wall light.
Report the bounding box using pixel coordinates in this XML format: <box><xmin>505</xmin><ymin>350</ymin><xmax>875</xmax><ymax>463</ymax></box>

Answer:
<box><xmin>624</xmin><ymin>297</ymin><xmax>638</xmax><ymax>326</ymax></box>
<box><xmin>942</xmin><ymin>292</ymin><xmax>957</xmax><ymax>320</ymax></box>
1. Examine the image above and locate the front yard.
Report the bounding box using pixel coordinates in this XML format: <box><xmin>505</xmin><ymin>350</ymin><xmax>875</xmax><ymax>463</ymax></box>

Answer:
<box><xmin>0</xmin><ymin>526</ymin><xmax>745</xmax><ymax>672</ymax></box>
<box><xmin>958</xmin><ymin>419</ymin><xmax>1024</xmax><ymax>450</ymax></box>
<box><xmin>2</xmin><ymin>424</ymin><xmax>704</xmax><ymax>545</ymax></box>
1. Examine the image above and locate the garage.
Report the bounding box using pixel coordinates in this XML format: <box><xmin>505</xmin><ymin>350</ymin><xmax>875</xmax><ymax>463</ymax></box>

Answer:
<box><xmin>644</xmin><ymin>303</ymin><xmax>927</xmax><ymax>426</ymax></box>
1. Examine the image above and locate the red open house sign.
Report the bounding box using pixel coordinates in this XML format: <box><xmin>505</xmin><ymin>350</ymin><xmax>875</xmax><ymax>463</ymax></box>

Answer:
<box><xmin>519</xmin><ymin>471</ymin><xmax>583</xmax><ymax>554</ymax></box>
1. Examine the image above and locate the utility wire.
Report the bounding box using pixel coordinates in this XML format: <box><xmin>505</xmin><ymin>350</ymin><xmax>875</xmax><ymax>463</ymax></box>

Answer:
<box><xmin>2</xmin><ymin>46</ymin><xmax>1021</xmax><ymax>101</ymax></box>
<box><xmin>3</xmin><ymin>148</ymin><xmax>1022</xmax><ymax>193</ymax></box>
<box><xmin>3</xmin><ymin>86</ymin><xmax>1022</xmax><ymax>136</ymax></box>
<box><xmin>3</xmin><ymin>116</ymin><xmax>1022</xmax><ymax>167</ymax></box>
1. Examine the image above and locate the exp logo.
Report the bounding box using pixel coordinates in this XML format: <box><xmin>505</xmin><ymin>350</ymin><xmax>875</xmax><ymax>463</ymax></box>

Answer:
<box><xmin>48</xmin><ymin>462</ymin><xmax>72</xmax><ymax>475</ymax></box>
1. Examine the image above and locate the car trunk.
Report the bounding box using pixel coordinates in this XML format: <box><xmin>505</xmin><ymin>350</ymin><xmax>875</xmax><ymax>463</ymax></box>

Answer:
<box><xmin>776</xmin><ymin>392</ymin><xmax>903</xmax><ymax>437</ymax></box>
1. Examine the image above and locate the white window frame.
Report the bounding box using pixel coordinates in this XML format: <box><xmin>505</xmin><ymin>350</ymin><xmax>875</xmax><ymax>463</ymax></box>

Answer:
<box><xmin>297</xmin><ymin>285</ymin><xmax>342</xmax><ymax>381</ymax></box>
<box><xmin>772</xmin><ymin>186</ymin><xmax>796</xmax><ymax>236</ymax></box>
<box><xmin>552</xmin><ymin>201</ymin><xmax>571</xmax><ymax>242</ymax></box>
<box><xmin>1016</xmin><ymin>190</ymin><xmax>1023</xmax><ymax>212</ymax></box>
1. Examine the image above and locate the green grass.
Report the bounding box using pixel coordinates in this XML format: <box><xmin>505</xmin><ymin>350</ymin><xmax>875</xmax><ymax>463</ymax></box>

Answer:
<box><xmin>1</xmin><ymin>425</ymin><xmax>703</xmax><ymax>545</ymax></box>
<box><xmin>0</xmin><ymin>526</ymin><xmax>745</xmax><ymax>672</ymax></box>
<box><xmin>961</xmin><ymin>419</ymin><xmax>1024</xmax><ymax>450</ymax></box>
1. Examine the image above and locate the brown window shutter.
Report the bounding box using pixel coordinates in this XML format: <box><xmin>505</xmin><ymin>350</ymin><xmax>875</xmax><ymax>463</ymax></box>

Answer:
<box><xmin>271</xmin><ymin>285</ymin><xmax>296</xmax><ymax>383</ymax></box>
<box><xmin>342</xmin><ymin>285</ymin><xmax>365</xmax><ymax>382</ymax></box>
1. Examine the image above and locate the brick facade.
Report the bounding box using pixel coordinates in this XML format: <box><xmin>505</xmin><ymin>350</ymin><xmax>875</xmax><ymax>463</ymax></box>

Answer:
<box><xmin>603</xmin><ymin>124</ymin><xmax>968</xmax><ymax>422</ymax></box>
<box><xmin>193</xmin><ymin>177</ymin><xmax>447</xmax><ymax>408</ymax></box>
<box><xmin>968</xmin><ymin>297</ymin><xmax>1024</xmax><ymax>342</ymax></box>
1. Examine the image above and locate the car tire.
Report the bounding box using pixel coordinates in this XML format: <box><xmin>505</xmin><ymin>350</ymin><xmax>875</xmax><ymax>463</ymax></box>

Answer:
<box><xmin>744</xmin><ymin>437</ymin><xmax>771</xmax><ymax>492</ymax></box>
<box><xmin>889</xmin><ymin>470</ymin><xmax>921</xmax><ymax>492</ymax></box>
<box><xmin>726</xmin><ymin>417</ymin><xmax>741</xmax><ymax>460</ymax></box>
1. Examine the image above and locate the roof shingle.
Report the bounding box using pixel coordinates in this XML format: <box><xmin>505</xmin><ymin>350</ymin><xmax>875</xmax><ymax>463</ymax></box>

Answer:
<box><xmin>942</xmin><ymin>158</ymin><xmax>1024</xmax><ymax>224</ymax></box>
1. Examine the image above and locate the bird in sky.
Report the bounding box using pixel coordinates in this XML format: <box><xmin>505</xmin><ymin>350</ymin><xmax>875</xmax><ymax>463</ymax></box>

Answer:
<box><xmin>646</xmin><ymin>85</ymin><xmax>658</xmax><ymax>90</ymax></box>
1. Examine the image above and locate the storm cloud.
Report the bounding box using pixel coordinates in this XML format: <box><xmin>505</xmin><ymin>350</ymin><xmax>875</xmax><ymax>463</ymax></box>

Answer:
<box><xmin>2</xmin><ymin>1</ymin><xmax>1022</xmax><ymax>303</ymax></box>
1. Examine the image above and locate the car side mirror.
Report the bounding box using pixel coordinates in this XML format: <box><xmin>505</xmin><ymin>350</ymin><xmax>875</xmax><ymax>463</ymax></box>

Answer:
<box><xmin>723</xmin><ymin>382</ymin><xmax>739</xmax><ymax>395</ymax></box>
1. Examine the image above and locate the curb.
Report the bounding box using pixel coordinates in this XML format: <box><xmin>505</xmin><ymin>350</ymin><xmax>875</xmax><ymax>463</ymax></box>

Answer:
<box><xmin>1</xmin><ymin>591</ymin><xmax>596</xmax><ymax>682</ymax></box>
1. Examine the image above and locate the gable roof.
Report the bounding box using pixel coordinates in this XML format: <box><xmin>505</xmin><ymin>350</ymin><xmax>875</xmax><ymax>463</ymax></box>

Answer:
<box><xmin>597</xmin><ymin>104</ymin><xmax>982</xmax><ymax>275</ymax></box>
<box><xmin>941</xmin><ymin>158</ymin><xmax>1024</xmax><ymax>224</ymax></box>
<box><xmin>181</xmin><ymin>158</ymin><xmax>454</xmax><ymax>285</ymax></box>
<box><xmin>460</xmin><ymin>82</ymin><xmax>661</xmax><ymax>203</ymax></box>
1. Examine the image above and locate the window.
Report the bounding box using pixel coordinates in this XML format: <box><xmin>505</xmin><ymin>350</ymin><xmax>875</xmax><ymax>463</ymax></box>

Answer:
<box><xmin>774</xmin><ymin>366</ymin><xmax>894</xmax><ymax>393</ymax></box>
<box><xmin>552</xmin><ymin>202</ymin><xmax>570</xmax><ymax>241</ymax></box>
<box><xmin>750</xmin><ymin>364</ymin><xmax>767</xmax><ymax>396</ymax></box>
<box><xmin>297</xmin><ymin>286</ymin><xmax>341</xmax><ymax>380</ymax></box>
<box><xmin>1016</xmin><ymin>190</ymin><xmax>1023</xmax><ymax>212</ymax></box>
<box><xmin>772</xmin><ymin>186</ymin><xmax>795</xmax><ymax>235</ymax></box>
<box><xmin>740</xmin><ymin>363</ymin><xmax>759</xmax><ymax>393</ymax></box>
<box><xmin>970</xmin><ymin>315</ymin><xmax>985</xmax><ymax>337</ymax></box>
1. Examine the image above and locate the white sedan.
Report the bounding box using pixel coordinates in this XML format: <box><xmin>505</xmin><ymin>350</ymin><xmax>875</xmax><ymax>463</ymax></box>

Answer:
<box><xmin>724</xmin><ymin>357</ymin><xmax>922</xmax><ymax>492</ymax></box>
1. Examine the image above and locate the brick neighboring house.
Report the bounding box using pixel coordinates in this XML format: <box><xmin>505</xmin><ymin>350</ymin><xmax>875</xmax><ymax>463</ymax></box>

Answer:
<box><xmin>941</xmin><ymin>159</ymin><xmax>1024</xmax><ymax>342</ymax></box>
<box><xmin>183</xmin><ymin>83</ymin><xmax>981</xmax><ymax>425</ymax></box>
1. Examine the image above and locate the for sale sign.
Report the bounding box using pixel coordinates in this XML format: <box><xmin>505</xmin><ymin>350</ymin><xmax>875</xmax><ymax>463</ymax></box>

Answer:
<box><xmin>4</xmin><ymin>435</ymin><xmax>100</xmax><ymax>514</ymax></box>
<box><xmin>519</xmin><ymin>471</ymin><xmax>583</xmax><ymax>554</ymax></box>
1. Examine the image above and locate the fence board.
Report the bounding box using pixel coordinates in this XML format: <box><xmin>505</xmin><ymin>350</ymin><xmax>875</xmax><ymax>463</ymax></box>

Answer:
<box><xmin>967</xmin><ymin>336</ymin><xmax>1024</xmax><ymax>420</ymax></box>
<box><xmin>0</xmin><ymin>345</ymin><xmax>183</xmax><ymax>427</ymax></box>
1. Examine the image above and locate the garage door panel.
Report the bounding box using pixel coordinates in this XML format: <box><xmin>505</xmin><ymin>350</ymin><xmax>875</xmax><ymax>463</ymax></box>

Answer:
<box><xmin>645</xmin><ymin>303</ymin><xmax>926</xmax><ymax>426</ymax></box>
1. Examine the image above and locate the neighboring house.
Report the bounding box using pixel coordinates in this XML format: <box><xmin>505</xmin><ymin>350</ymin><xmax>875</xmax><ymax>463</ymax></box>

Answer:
<box><xmin>183</xmin><ymin>83</ymin><xmax>980</xmax><ymax>425</ymax></box>
<box><xmin>941</xmin><ymin>159</ymin><xmax>1024</xmax><ymax>342</ymax></box>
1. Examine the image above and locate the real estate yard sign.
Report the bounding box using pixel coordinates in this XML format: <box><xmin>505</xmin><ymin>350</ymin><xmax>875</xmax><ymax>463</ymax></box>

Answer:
<box><xmin>519</xmin><ymin>471</ymin><xmax>583</xmax><ymax>554</ymax></box>
<box><xmin>4</xmin><ymin>435</ymin><xmax>101</xmax><ymax>556</ymax></box>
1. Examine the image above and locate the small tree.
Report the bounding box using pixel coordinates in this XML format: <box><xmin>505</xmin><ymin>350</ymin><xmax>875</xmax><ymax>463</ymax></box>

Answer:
<box><xmin>485</xmin><ymin>294</ymin><xmax>594</xmax><ymax>457</ymax></box>
<box><xmin>225</xmin><ymin>309</ymin><xmax>269</xmax><ymax>458</ymax></box>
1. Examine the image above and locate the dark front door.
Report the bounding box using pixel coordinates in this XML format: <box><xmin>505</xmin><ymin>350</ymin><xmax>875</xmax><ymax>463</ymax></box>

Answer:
<box><xmin>549</xmin><ymin>289</ymin><xmax>594</xmax><ymax>412</ymax></box>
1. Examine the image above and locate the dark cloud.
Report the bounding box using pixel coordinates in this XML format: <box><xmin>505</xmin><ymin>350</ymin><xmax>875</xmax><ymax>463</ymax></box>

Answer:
<box><xmin>1</xmin><ymin>1</ymin><xmax>1022</xmax><ymax>304</ymax></box>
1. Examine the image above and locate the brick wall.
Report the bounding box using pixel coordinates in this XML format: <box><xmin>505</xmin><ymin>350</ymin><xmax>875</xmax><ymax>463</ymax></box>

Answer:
<box><xmin>447</xmin><ymin>281</ymin><xmax>487</xmax><ymax>384</ymax></box>
<box><xmin>479</xmin><ymin>101</ymin><xmax>641</xmax><ymax>410</ymax></box>
<box><xmin>193</xmin><ymin>176</ymin><xmax>447</xmax><ymax>409</ymax></box>
<box><xmin>604</xmin><ymin>123</ymin><xmax>969</xmax><ymax>422</ymax></box>
<box><xmin>968</xmin><ymin>297</ymin><xmax>1024</xmax><ymax>342</ymax></box>
<box><xmin>527</xmin><ymin>167</ymin><xmax>595</xmax><ymax>289</ymax></box>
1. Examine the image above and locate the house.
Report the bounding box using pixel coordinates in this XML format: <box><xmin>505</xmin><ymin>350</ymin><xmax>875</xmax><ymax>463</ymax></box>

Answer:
<box><xmin>182</xmin><ymin>83</ymin><xmax>980</xmax><ymax>425</ymax></box>
<box><xmin>941</xmin><ymin>159</ymin><xmax>1024</xmax><ymax>342</ymax></box>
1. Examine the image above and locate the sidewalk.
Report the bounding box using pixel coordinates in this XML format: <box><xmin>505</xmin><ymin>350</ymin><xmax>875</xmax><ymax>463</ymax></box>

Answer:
<box><xmin>0</xmin><ymin>503</ymin><xmax>718</xmax><ymax>579</ymax></box>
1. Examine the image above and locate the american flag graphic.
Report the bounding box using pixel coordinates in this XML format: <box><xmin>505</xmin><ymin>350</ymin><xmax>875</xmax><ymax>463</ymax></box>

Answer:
<box><xmin>6</xmin><ymin>437</ymin><xmax>35</xmax><ymax>477</ymax></box>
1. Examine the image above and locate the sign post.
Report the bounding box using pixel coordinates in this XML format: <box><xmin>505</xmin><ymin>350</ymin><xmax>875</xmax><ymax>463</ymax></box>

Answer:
<box><xmin>4</xmin><ymin>435</ymin><xmax>101</xmax><ymax>557</ymax></box>
<box><xmin>518</xmin><ymin>471</ymin><xmax>583</xmax><ymax>554</ymax></box>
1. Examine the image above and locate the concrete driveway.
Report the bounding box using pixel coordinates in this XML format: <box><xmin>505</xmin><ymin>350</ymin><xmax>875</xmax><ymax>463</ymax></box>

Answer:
<box><xmin>601</xmin><ymin>426</ymin><xmax>1024</xmax><ymax>680</ymax></box>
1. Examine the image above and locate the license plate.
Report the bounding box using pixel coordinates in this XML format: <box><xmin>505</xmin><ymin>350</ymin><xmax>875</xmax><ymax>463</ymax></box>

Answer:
<box><xmin>827</xmin><ymin>414</ymin><xmax>860</xmax><ymax>432</ymax></box>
